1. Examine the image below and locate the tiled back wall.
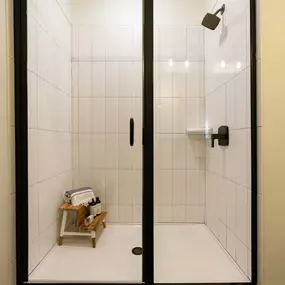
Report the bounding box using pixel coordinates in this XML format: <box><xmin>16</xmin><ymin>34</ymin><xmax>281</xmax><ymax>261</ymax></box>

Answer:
<box><xmin>71</xmin><ymin>25</ymin><xmax>143</xmax><ymax>224</ymax></box>
<box><xmin>154</xmin><ymin>25</ymin><xmax>206</xmax><ymax>223</ymax></box>
<box><xmin>71</xmin><ymin>24</ymin><xmax>207</xmax><ymax>223</ymax></box>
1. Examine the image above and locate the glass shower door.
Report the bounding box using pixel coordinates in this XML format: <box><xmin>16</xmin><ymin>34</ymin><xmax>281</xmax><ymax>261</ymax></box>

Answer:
<box><xmin>154</xmin><ymin>1</ymin><xmax>207</xmax><ymax>282</ymax></box>
<box><xmin>153</xmin><ymin>0</ymin><xmax>253</xmax><ymax>283</ymax></box>
<box><xmin>26</xmin><ymin>0</ymin><xmax>144</xmax><ymax>283</ymax></box>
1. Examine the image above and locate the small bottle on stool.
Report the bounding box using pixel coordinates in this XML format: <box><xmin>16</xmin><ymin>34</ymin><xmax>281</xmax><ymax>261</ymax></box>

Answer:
<box><xmin>96</xmin><ymin>197</ymin><xmax>102</xmax><ymax>215</ymax></box>
<box><xmin>89</xmin><ymin>198</ymin><xmax>97</xmax><ymax>217</ymax></box>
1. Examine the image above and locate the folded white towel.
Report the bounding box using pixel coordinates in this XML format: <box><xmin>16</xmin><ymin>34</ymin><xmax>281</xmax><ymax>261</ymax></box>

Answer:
<box><xmin>71</xmin><ymin>191</ymin><xmax>95</xmax><ymax>206</ymax></box>
<box><xmin>64</xmin><ymin>187</ymin><xmax>95</xmax><ymax>206</ymax></box>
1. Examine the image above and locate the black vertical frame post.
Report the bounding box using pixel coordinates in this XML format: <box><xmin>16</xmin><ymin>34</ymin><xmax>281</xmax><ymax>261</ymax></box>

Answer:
<box><xmin>142</xmin><ymin>0</ymin><xmax>154</xmax><ymax>283</ymax></box>
<box><xmin>14</xmin><ymin>0</ymin><xmax>29</xmax><ymax>284</ymax></box>
<box><xmin>250</xmin><ymin>0</ymin><xmax>258</xmax><ymax>284</ymax></box>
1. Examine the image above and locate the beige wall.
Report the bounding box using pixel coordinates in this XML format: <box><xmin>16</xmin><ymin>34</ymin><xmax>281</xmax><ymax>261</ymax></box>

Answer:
<box><xmin>0</xmin><ymin>0</ymin><xmax>16</xmax><ymax>284</ymax></box>
<box><xmin>256</xmin><ymin>0</ymin><xmax>263</xmax><ymax>284</ymax></box>
<box><xmin>260</xmin><ymin>0</ymin><xmax>285</xmax><ymax>284</ymax></box>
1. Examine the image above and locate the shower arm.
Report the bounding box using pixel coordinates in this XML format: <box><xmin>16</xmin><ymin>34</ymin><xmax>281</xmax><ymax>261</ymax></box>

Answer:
<box><xmin>214</xmin><ymin>4</ymin><xmax>225</xmax><ymax>16</ymax></box>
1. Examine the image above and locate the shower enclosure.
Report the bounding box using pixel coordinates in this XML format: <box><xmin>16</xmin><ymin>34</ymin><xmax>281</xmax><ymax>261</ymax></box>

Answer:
<box><xmin>14</xmin><ymin>0</ymin><xmax>257</xmax><ymax>284</ymax></box>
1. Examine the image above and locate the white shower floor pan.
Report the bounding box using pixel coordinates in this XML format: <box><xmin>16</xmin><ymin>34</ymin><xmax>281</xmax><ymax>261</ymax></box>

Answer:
<box><xmin>29</xmin><ymin>224</ymin><xmax>249</xmax><ymax>283</ymax></box>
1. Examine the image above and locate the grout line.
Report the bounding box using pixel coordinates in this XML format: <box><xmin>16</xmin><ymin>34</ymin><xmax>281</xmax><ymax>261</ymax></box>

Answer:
<box><xmin>211</xmin><ymin>0</ymin><xmax>219</xmax><ymax>12</ymax></box>
<box><xmin>28</xmin><ymin>69</ymin><xmax>71</xmax><ymax>97</ymax></box>
<box><xmin>75</xmin><ymin>26</ymin><xmax>80</xmax><ymax>187</ymax></box>
<box><xmin>72</xmin><ymin>59</ymin><xmax>204</xmax><ymax>63</ymax></box>
<box><xmin>74</xmin><ymin>26</ymin><xmax>80</xmax><ymax>187</ymax></box>
<box><xmin>103</xmin><ymin>51</ymin><xmax>107</xmax><ymax>207</ymax></box>
<box><xmin>29</xmin><ymin>13</ymin><xmax>71</xmax><ymax>58</ymax></box>
<box><xmin>205</xmin><ymin>65</ymin><xmax>251</xmax><ymax>98</ymax></box>
<box><xmin>205</xmin><ymin>222</ymin><xmax>250</xmax><ymax>280</ymax></box>
<box><xmin>206</xmin><ymin>169</ymin><xmax>251</xmax><ymax>190</ymax></box>
<box><xmin>29</xmin><ymin>218</ymin><xmax>62</xmax><ymax>277</ymax></box>
<box><xmin>29</xmin><ymin>169</ymin><xmax>72</xmax><ymax>188</ymax></box>
<box><xmin>206</xmin><ymin>126</ymin><xmax>252</xmax><ymax>132</ymax></box>
<box><xmin>205</xmin><ymin>204</ymin><xmax>251</xmax><ymax>251</ymax></box>
<box><xmin>72</xmin><ymin>59</ymin><xmax>142</xmax><ymax>63</ymax></box>
<box><xmin>170</xmin><ymin>64</ymin><xmax>174</xmax><ymax>222</ymax></box>
<box><xmin>30</xmin><ymin>128</ymin><xmax>72</xmax><ymax>135</ymax></box>
<box><xmin>55</xmin><ymin>0</ymin><xmax>72</xmax><ymax>27</ymax></box>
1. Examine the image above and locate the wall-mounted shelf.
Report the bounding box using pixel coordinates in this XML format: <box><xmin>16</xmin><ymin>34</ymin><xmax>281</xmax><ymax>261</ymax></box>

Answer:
<box><xmin>185</xmin><ymin>128</ymin><xmax>212</xmax><ymax>139</ymax></box>
<box><xmin>185</xmin><ymin>128</ymin><xmax>212</xmax><ymax>135</ymax></box>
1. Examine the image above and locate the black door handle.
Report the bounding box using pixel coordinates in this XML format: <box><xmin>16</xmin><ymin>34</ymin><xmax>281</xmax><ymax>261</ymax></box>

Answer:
<box><xmin>130</xmin><ymin>118</ymin><xmax>134</xmax><ymax>147</ymax></box>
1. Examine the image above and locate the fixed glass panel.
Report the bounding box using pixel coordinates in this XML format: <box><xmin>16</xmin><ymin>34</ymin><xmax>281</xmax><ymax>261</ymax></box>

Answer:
<box><xmin>27</xmin><ymin>0</ymin><xmax>143</xmax><ymax>282</ymax></box>
<box><xmin>154</xmin><ymin>0</ymin><xmax>252</xmax><ymax>283</ymax></box>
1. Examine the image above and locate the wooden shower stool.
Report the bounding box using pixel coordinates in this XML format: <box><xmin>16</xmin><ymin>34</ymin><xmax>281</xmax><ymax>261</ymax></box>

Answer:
<box><xmin>58</xmin><ymin>203</ymin><xmax>107</xmax><ymax>248</ymax></box>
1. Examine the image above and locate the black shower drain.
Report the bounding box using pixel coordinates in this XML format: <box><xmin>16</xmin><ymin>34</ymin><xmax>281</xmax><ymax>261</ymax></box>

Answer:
<box><xmin>132</xmin><ymin>247</ymin><xmax>143</xmax><ymax>255</ymax></box>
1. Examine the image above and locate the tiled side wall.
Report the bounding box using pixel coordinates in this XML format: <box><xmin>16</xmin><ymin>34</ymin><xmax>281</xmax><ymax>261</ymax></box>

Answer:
<box><xmin>204</xmin><ymin>0</ymin><xmax>253</xmax><ymax>279</ymax></box>
<box><xmin>27</xmin><ymin>0</ymin><xmax>72</xmax><ymax>274</ymax></box>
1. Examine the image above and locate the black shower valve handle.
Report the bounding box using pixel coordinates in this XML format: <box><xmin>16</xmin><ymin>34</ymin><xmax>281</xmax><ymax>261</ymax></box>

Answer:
<box><xmin>211</xmin><ymin>125</ymin><xmax>229</xmax><ymax>148</ymax></box>
<box><xmin>211</xmin><ymin>133</ymin><xmax>219</xmax><ymax>148</ymax></box>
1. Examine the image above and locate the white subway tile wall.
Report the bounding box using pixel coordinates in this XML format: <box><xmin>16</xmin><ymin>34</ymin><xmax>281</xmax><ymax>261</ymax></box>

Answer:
<box><xmin>154</xmin><ymin>13</ymin><xmax>206</xmax><ymax>222</ymax></box>
<box><xmin>204</xmin><ymin>0</ymin><xmax>252</xmax><ymax>279</ymax></box>
<box><xmin>27</xmin><ymin>0</ymin><xmax>72</xmax><ymax>274</ymax></box>
<box><xmin>72</xmin><ymin>0</ymin><xmax>207</xmax><ymax>225</ymax></box>
<box><xmin>72</xmin><ymin>29</ymin><xmax>143</xmax><ymax>223</ymax></box>
<box><xmin>70</xmin><ymin>0</ymin><xmax>144</xmax><ymax>226</ymax></box>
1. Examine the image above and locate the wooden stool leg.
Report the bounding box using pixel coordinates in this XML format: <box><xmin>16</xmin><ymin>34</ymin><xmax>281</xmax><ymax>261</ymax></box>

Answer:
<box><xmin>58</xmin><ymin>237</ymin><xmax>63</xmax><ymax>246</ymax></box>
<box><xmin>91</xmin><ymin>231</ymin><xmax>96</xmax><ymax>248</ymax></box>
<box><xmin>92</xmin><ymin>238</ymin><xmax>96</xmax><ymax>248</ymax></box>
<box><xmin>58</xmin><ymin>210</ymin><xmax>68</xmax><ymax>246</ymax></box>
<box><xmin>102</xmin><ymin>218</ymin><xmax>106</xmax><ymax>228</ymax></box>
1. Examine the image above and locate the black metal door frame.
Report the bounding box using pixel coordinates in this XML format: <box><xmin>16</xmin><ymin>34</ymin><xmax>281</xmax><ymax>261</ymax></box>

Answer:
<box><xmin>14</xmin><ymin>0</ymin><xmax>257</xmax><ymax>284</ymax></box>
<box><xmin>142</xmin><ymin>0</ymin><xmax>154</xmax><ymax>283</ymax></box>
